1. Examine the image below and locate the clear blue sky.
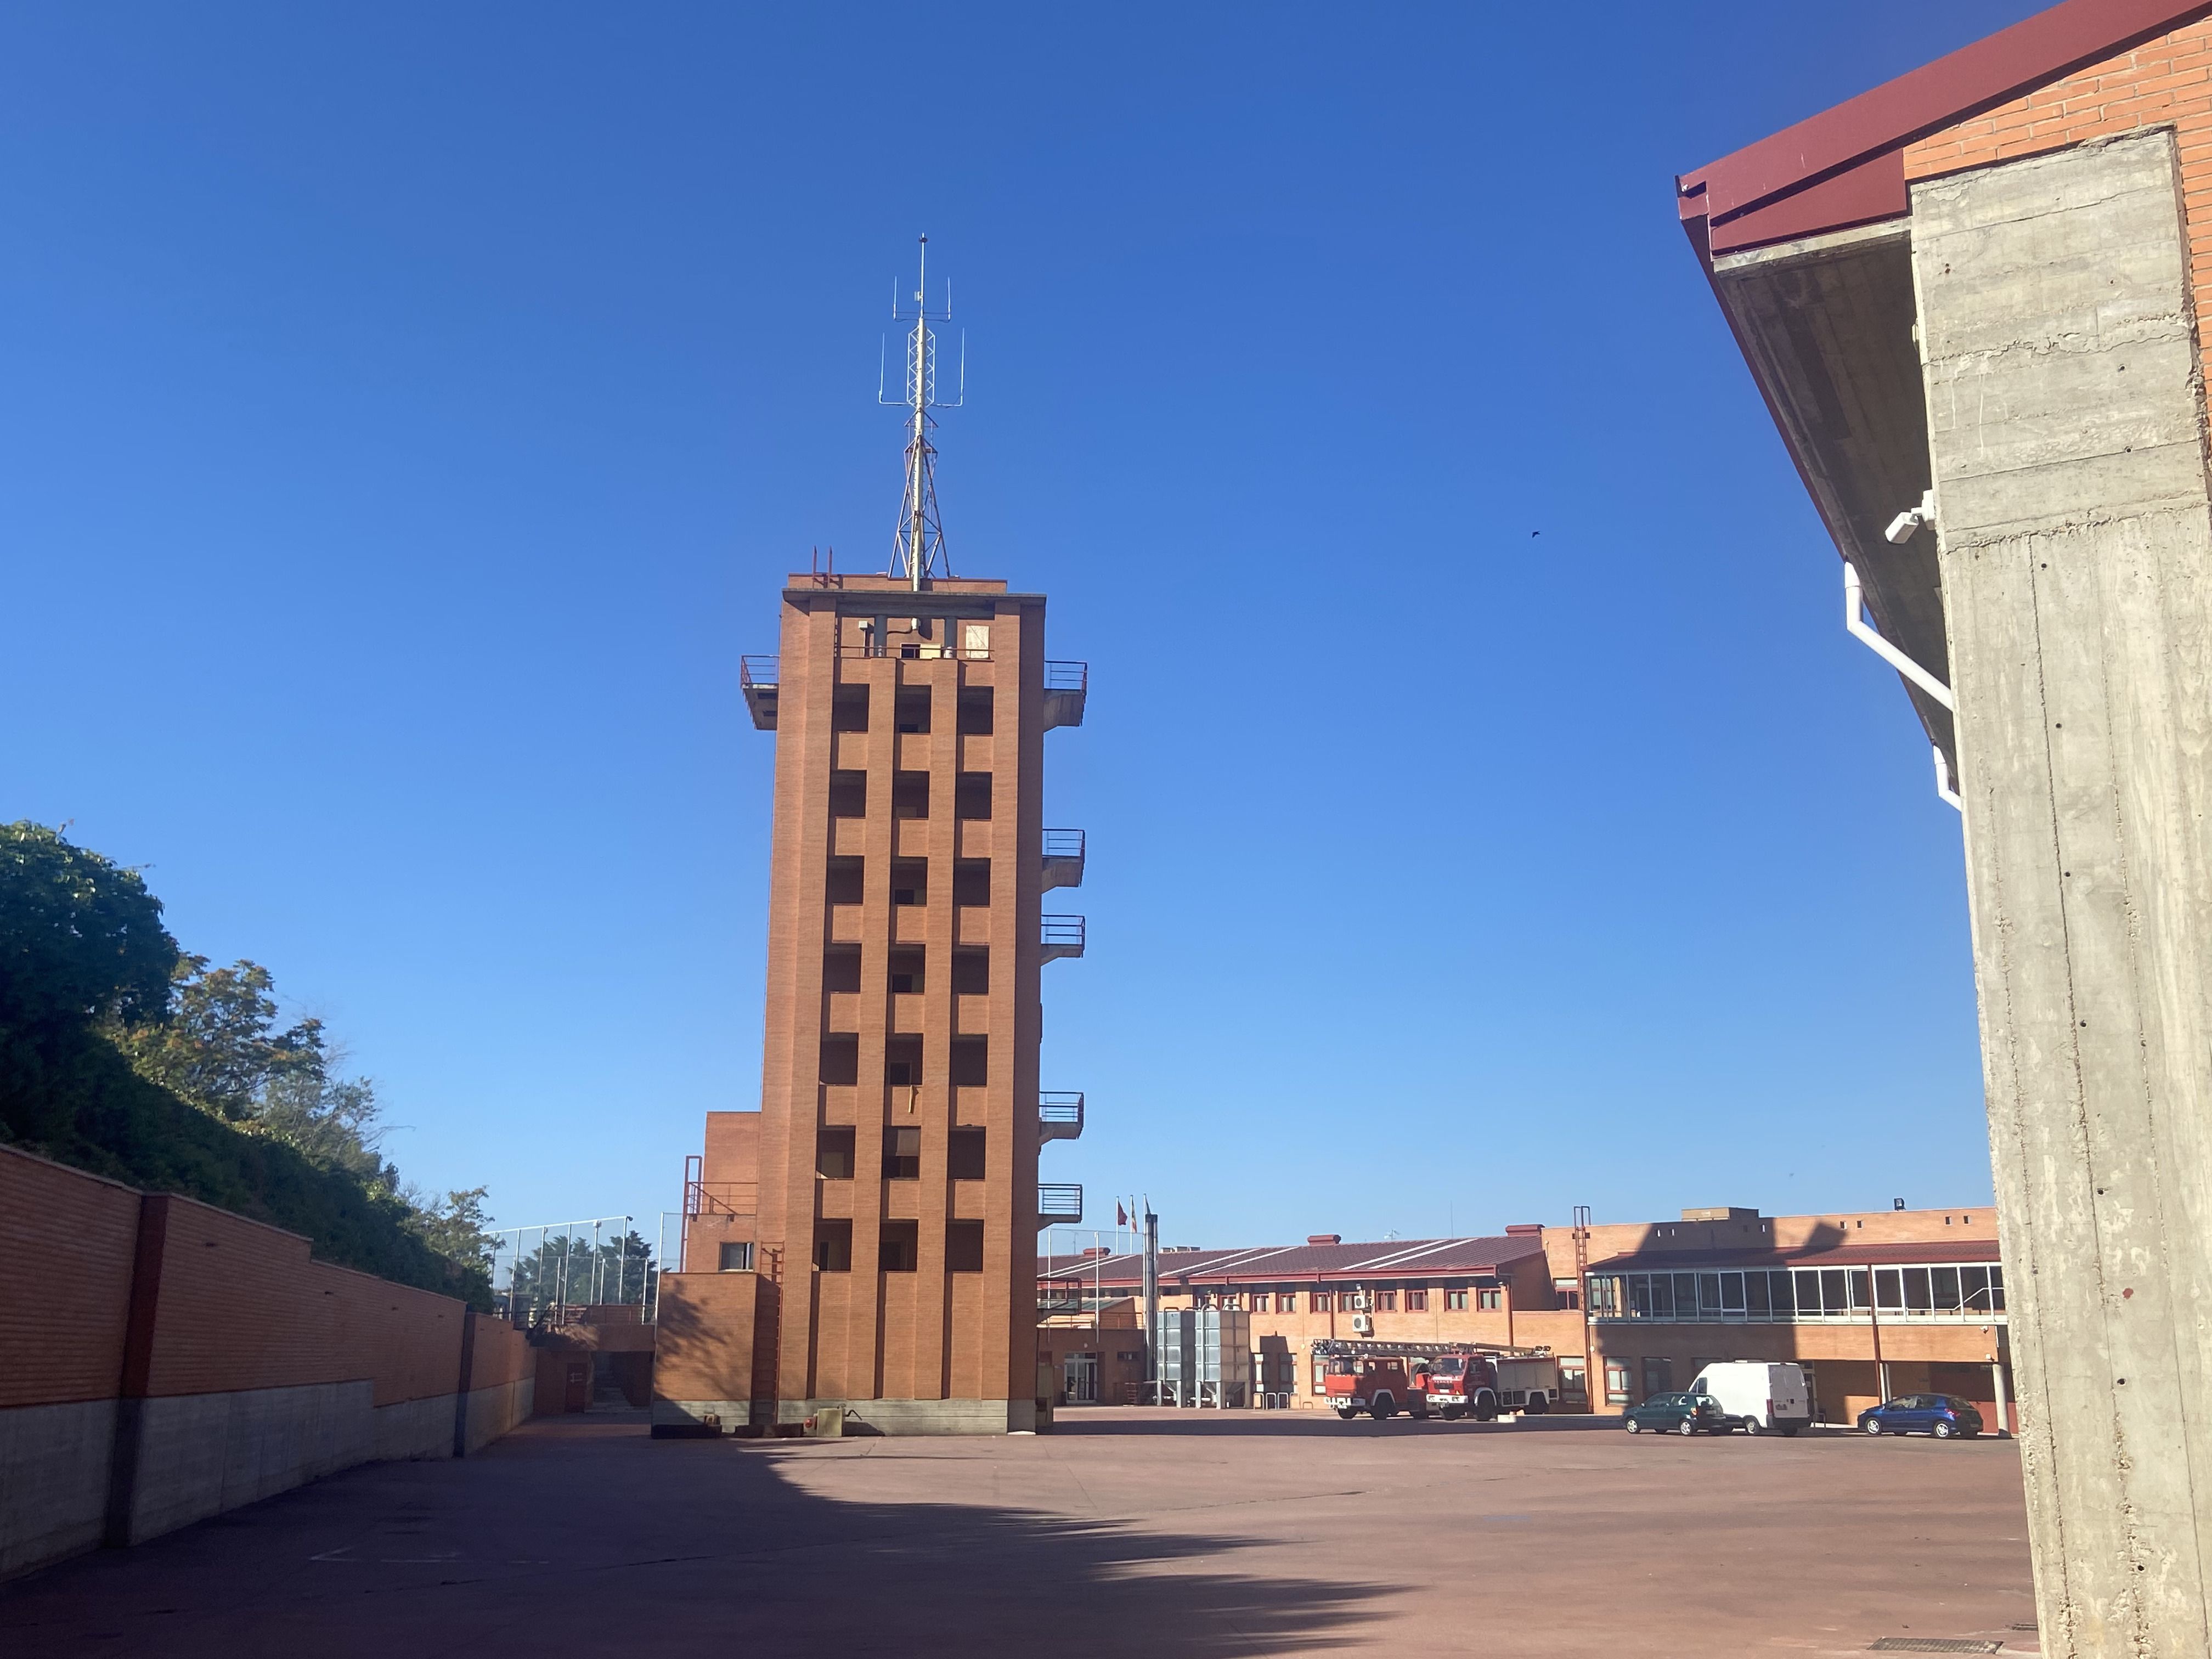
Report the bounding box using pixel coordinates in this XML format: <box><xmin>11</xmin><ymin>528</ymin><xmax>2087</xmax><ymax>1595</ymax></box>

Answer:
<box><xmin>0</xmin><ymin>2</ymin><xmax>2044</xmax><ymax>1255</ymax></box>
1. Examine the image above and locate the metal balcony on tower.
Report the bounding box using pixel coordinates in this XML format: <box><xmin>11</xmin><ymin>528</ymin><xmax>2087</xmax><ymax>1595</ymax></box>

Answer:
<box><xmin>1041</xmin><ymin>915</ymin><xmax>1086</xmax><ymax>963</ymax></box>
<box><xmin>1039</xmin><ymin>1090</ymin><xmax>1084</xmax><ymax>1143</ymax></box>
<box><xmin>1041</xmin><ymin>828</ymin><xmax>1085</xmax><ymax>892</ymax></box>
<box><xmin>741</xmin><ymin>656</ymin><xmax>779</xmax><ymax>731</ymax></box>
<box><xmin>1043</xmin><ymin>660</ymin><xmax>1087</xmax><ymax>730</ymax></box>
<box><xmin>1039</xmin><ymin>1183</ymin><xmax>1083</xmax><ymax>1228</ymax></box>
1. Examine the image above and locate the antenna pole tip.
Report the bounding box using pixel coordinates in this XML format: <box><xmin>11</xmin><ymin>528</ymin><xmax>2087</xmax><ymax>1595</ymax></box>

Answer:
<box><xmin>919</xmin><ymin>233</ymin><xmax>928</xmax><ymax>244</ymax></box>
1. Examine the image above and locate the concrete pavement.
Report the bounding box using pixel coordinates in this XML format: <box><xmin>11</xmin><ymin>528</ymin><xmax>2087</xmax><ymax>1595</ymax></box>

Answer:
<box><xmin>0</xmin><ymin>1408</ymin><xmax>2036</xmax><ymax>1656</ymax></box>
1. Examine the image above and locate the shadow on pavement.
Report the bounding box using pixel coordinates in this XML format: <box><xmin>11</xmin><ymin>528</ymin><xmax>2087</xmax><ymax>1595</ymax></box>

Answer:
<box><xmin>0</xmin><ymin>1417</ymin><xmax>1395</xmax><ymax>1658</ymax></box>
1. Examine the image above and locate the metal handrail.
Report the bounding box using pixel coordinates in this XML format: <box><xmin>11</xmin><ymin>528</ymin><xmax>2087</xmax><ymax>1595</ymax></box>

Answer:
<box><xmin>685</xmin><ymin>1181</ymin><xmax>759</xmax><ymax>1219</ymax></box>
<box><xmin>1045</xmin><ymin>660</ymin><xmax>1087</xmax><ymax>691</ymax></box>
<box><xmin>834</xmin><ymin>642</ymin><xmax>991</xmax><ymax>661</ymax></box>
<box><xmin>740</xmin><ymin>656</ymin><xmax>778</xmax><ymax>689</ymax></box>
<box><xmin>1039</xmin><ymin>1090</ymin><xmax>1085</xmax><ymax>1122</ymax></box>
<box><xmin>1039</xmin><ymin>1183</ymin><xmax>1084</xmax><ymax>1222</ymax></box>
<box><xmin>1041</xmin><ymin>915</ymin><xmax>1086</xmax><ymax>950</ymax></box>
<box><xmin>1042</xmin><ymin>828</ymin><xmax>1086</xmax><ymax>861</ymax></box>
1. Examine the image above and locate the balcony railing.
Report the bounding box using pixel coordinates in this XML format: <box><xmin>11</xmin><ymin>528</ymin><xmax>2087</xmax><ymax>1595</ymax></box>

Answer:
<box><xmin>1041</xmin><ymin>915</ymin><xmax>1086</xmax><ymax>963</ymax></box>
<box><xmin>1042</xmin><ymin>828</ymin><xmax>1086</xmax><ymax>892</ymax></box>
<box><xmin>1039</xmin><ymin>1183</ymin><xmax>1084</xmax><ymax>1227</ymax></box>
<box><xmin>740</xmin><ymin>656</ymin><xmax>779</xmax><ymax>731</ymax></box>
<box><xmin>1044</xmin><ymin>660</ymin><xmax>1087</xmax><ymax>730</ymax></box>
<box><xmin>1040</xmin><ymin>1090</ymin><xmax>1085</xmax><ymax>1143</ymax></box>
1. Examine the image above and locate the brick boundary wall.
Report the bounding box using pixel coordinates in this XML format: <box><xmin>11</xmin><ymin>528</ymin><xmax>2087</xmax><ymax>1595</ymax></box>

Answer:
<box><xmin>0</xmin><ymin>1144</ymin><xmax>534</xmax><ymax>1581</ymax></box>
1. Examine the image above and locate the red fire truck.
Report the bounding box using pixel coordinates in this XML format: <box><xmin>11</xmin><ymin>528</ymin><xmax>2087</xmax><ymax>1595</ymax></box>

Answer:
<box><xmin>1316</xmin><ymin>1340</ymin><xmax>1559</xmax><ymax>1421</ymax></box>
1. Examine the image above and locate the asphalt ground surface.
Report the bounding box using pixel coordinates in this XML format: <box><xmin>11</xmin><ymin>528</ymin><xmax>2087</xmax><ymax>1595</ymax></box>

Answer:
<box><xmin>0</xmin><ymin>1408</ymin><xmax>2037</xmax><ymax>1657</ymax></box>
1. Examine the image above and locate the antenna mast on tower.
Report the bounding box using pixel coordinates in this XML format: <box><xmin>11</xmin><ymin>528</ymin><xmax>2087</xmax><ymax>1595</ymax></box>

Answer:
<box><xmin>879</xmin><ymin>234</ymin><xmax>963</xmax><ymax>589</ymax></box>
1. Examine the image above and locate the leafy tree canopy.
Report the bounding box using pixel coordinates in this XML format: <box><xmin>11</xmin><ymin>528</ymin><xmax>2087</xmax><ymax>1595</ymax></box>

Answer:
<box><xmin>112</xmin><ymin>957</ymin><xmax>324</xmax><ymax>1123</ymax></box>
<box><xmin>0</xmin><ymin>821</ymin><xmax>178</xmax><ymax>1032</ymax></box>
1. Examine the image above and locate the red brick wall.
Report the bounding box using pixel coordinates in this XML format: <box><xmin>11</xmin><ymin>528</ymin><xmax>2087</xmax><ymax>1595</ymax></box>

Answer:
<box><xmin>2</xmin><ymin>1143</ymin><xmax>474</xmax><ymax>1412</ymax></box>
<box><xmin>462</xmin><ymin>1312</ymin><xmax>532</xmax><ymax>1390</ymax></box>
<box><xmin>0</xmin><ymin>1147</ymin><xmax>140</xmax><ymax>1408</ymax></box>
<box><xmin>1904</xmin><ymin>19</ymin><xmax>2212</xmax><ymax>385</ymax></box>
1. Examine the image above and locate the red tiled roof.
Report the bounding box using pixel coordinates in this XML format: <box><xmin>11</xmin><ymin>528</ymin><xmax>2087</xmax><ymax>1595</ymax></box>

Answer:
<box><xmin>1039</xmin><ymin>1234</ymin><xmax>1546</xmax><ymax>1288</ymax></box>
<box><xmin>1585</xmin><ymin>1239</ymin><xmax>2001</xmax><ymax>1273</ymax></box>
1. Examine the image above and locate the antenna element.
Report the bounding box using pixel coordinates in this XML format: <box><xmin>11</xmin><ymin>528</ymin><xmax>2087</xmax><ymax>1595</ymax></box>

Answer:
<box><xmin>878</xmin><ymin>235</ymin><xmax>963</xmax><ymax>587</ymax></box>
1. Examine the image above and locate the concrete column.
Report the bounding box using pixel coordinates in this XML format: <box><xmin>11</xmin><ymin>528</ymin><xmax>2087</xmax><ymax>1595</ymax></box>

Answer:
<box><xmin>1993</xmin><ymin>1359</ymin><xmax>2011</xmax><ymax>1441</ymax></box>
<box><xmin>1911</xmin><ymin>127</ymin><xmax>2212</xmax><ymax>1657</ymax></box>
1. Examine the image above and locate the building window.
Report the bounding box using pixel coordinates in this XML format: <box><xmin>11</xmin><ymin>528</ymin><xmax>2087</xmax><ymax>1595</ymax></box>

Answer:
<box><xmin>1446</xmin><ymin>1290</ymin><xmax>1468</xmax><ymax>1312</ymax></box>
<box><xmin>946</xmin><ymin>1221</ymin><xmax>984</xmax><ymax>1272</ymax></box>
<box><xmin>814</xmin><ymin>1221</ymin><xmax>853</xmax><ymax>1273</ymax></box>
<box><xmin>718</xmin><ymin>1242</ymin><xmax>754</xmax><ymax>1272</ymax></box>
<box><xmin>1559</xmin><ymin>1361</ymin><xmax>1587</xmax><ymax>1403</ymax></box>
<box><xmin>879</xmin><ymin>1221</ymin><xmax>919</xmax><ymax>1272</ymax></box>
<box><xmin>947</xmin><ymin>1128</ymin><xmax>986</xmax><ymax>1181</ymax></box>
<box><xmin>1406</xmin><ymin>1288</ymin><xmax>1427</xmax><ymax>1312</ymax></box>
<box><xmin>1312</xmin><ymin>1293</ymin><xmax>1333</xmax><ymax>1313</ymax></box>
<box><xmin>1554</xmin><ymin>1279</ymin><xmax>1581</xmax><ymax>1311</ymax></box>
<box><xmin>1311</xmin><ymin>1356</ymin><xmax>1326</xmax><ymax>1392</ymax></box>
<box><xmin>884</xmin><ymin>1126</ymin><xmax>921</xmax><ymax>1179</ymax></box>
<box><xmin>962</xmin><ymin>622</ymin><xmax>991</xmax><ymax>659</ymax></box>
<box><xmin>1376</xmin><ymin>1290</ymin><xmax>1396</xmax><ymax>1312</ymax></box>
<box><xmin>1477</xmin><ymin>1288</ymin><xmax>1501</xmax><ymax>1311</ymax></box>
<box><xmin>1277</xmin><ymin>1293</ymin><xmax>1295</xmax><ymax>1313</ymax></box>
<box><xmin>1603</xmin><ymin>1359</ymin><xmax>1632</xmax><ymax>1405</ymax></box>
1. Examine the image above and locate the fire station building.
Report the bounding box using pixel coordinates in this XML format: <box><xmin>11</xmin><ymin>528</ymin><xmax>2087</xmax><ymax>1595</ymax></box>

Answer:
<box><xmin>1039</xmin><ymin>1203</ymin><xmax>2012</xmax><ymax>1430</ymax></box>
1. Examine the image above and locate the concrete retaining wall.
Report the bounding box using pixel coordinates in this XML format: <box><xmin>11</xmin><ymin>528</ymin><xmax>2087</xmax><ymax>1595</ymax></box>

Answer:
<box><xmin>0</xmin><ymin>1146</ymin><xmax>532</xmax><ymax>1580</ymax></box>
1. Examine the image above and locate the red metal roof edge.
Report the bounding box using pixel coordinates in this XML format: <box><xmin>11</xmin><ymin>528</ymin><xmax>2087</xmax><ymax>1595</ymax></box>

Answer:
<box><xmin>1678</xmin><ymin>0</ymin><xmax>2212</xmax><ymax>232</ymax></box>
<box><xmin>1039</xmin><ymin>1234</ymin><xmax>1548</xmax><ymax>1284</ymax></box>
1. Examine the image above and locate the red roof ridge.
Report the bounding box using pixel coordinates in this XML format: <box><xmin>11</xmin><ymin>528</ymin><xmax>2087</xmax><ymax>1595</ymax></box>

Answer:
<box><xmin>1679</xmin><ymin>0</ymin><xmax>2212</xmax><ymax>255</ymax></box>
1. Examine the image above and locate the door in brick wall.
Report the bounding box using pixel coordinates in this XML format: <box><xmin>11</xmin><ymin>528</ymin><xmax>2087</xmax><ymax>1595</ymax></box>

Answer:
<box><xmin>565</xmin><ymin>1361</ymin><xmax>588</xmax><ymax>1412</ymax></box>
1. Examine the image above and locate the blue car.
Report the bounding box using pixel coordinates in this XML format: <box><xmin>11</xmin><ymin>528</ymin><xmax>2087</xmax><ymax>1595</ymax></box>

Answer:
<box><xmin>1858</xmin><ymin>1393</ymin><xmax>1984</xmax><ymax>1440</ymax></box>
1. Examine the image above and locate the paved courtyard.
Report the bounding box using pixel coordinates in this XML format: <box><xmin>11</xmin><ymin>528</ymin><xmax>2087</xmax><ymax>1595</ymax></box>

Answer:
<box><xmin>0</xmin><ymin>1409</ymin><xmax>2036</xmax><ymax>1657</ymax></box>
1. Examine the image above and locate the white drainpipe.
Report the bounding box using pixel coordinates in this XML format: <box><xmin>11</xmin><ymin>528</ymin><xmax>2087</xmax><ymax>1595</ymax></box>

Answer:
<box><xmin>1844</xmin><ymin>561</ymin><xmax>1962</xmax><ymax>814</ymax></box>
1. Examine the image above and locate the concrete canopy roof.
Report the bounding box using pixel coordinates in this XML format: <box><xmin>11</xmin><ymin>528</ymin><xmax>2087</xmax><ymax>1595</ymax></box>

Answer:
<box><xmin>1677</xmin><ymin>1</ymin><xmax>2212</xmax><ymax>781</ymax></box>
<box><xmin>1039</xmin><ymin>1235</ymin><xmax>1547</xmax><ymax>1289</ymax></box>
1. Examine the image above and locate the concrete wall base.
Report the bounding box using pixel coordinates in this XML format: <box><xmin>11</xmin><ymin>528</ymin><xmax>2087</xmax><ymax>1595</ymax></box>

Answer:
<box><xmin>374</xmin><ymin>1393</ymin><xmax>455</xmax><ymax>1463</ymax></box>
<box><xmin>126</xmin><ymin>1381</ymin><xmax>376</xmax><ymax>1542</ymax></box>
<box><xmin>0</xmin><ymin>1400</ymin><xmax>117</xmax><ymax>1580</ymax></box>
<box><xmin>778</xmin><ymin>1398</ymin><xmax>1036</xmax><ymax>1436</ymax></box>
<box><xmin>653</xmin><ymin>1396</ymin><xmax>1035</xmax><ymax>1436</ymax></box>
<box><xmin>461</xmin><ymin>1378</ymin><xmax>533</xmax><ymax>1453</ymax></box>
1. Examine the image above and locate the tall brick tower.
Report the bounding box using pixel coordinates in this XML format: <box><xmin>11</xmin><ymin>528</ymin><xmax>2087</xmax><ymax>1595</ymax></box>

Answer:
<box><xmin>654</xmin><ymin>245</ymin><xmax>1086</xmax><ymax>1436</ymax></box>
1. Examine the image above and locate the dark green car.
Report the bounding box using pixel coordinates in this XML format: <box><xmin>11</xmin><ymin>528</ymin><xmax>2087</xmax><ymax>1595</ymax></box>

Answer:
<box><xmin>1623</xmin><ymin>1391</ymin><xmax>1730</xmax><ymax>1436</ymax></box>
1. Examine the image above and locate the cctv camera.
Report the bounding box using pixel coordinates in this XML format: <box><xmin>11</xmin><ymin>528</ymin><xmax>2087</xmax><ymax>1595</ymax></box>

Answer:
<box><xmin>1885</xmin><ymin>510</ymin><xmax>1924</xmax><ymax>545</ymax></box>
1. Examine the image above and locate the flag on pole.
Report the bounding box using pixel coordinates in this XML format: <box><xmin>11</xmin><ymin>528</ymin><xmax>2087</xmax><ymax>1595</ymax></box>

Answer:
<box><xmin>1116</xmin><ymin>1200</ymin><xmax>1128</xmax><ymax>1228</ymax></box>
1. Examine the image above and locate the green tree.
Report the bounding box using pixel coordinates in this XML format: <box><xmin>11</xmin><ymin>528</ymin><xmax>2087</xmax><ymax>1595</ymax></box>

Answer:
<box><xmin>111</xmin><ymin>957</ymin><xmax>323</xmax><ymax>1122</ymax></box>
<box><xmin>0</xmin><ymin>821</ymin><xmax>178</xmax><ymax>1035</ymax></box>
<box><xmin>407</xmin><ymin>1184</ymin><xmax>500</xmax><ymax>1276</ymax></box>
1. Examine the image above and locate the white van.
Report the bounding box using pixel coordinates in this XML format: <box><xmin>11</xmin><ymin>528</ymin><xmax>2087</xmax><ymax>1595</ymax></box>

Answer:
<box><xmin>1687</xmin><ymin>1361</ymin><xmax>1811</xmax><ymax>1435</ymax></box>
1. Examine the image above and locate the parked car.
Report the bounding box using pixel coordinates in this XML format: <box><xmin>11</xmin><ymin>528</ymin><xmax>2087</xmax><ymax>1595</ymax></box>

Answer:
<box><xmin>1857</xmin><ymin>1393</ymin><xmax>1985</xmax><ymax>1439</ymax></box>
<box><xmin>1687</xmin><ymin>1361</ymin><xmax>1812</xmax><ymax>1436</ymax></box>
<box><xmin>1623</xmin><ymin>1391</ymin><xmax>1730</xmax><ymax>1435</ymax></box>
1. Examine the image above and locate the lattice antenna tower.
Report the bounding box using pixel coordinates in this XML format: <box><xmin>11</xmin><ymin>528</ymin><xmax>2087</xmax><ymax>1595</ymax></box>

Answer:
<box><xmin>878</xmin><ymin>234</ymin><xmax>964</xmax><ymax>588</ymax></box>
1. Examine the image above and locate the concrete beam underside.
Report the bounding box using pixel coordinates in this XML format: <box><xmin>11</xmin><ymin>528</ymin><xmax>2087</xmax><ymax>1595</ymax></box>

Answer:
<box><xmin>1913</xmin><ymin>127</ymin><xmax>2212</xmax><ymax>1657</ymax></box>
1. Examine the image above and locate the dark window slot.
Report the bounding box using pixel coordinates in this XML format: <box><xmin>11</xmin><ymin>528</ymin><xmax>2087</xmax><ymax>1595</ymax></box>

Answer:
<box><xmin>816</xmin><ymin>1128</ymin><xmax>855</xmax><ymax>1180</ymax></box>
<box><xmin>947</xmin><ymin>1220</ymin><xmax>984</xmax><ymax>1272</ymax></box>
<box><xmin>952</xmin><ymin>860</ymin><xmax>990</xmax><ymax>907</ymax></box>
<box><xmin>947</xmin><ymin>1128</ymin><xmax>986</xmax><ymax>1181</ymax></box>
<box><xmin>818</xmin><ymin>1035</ymin><xmax>859</xmax><ymax>1086</ymax></box>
